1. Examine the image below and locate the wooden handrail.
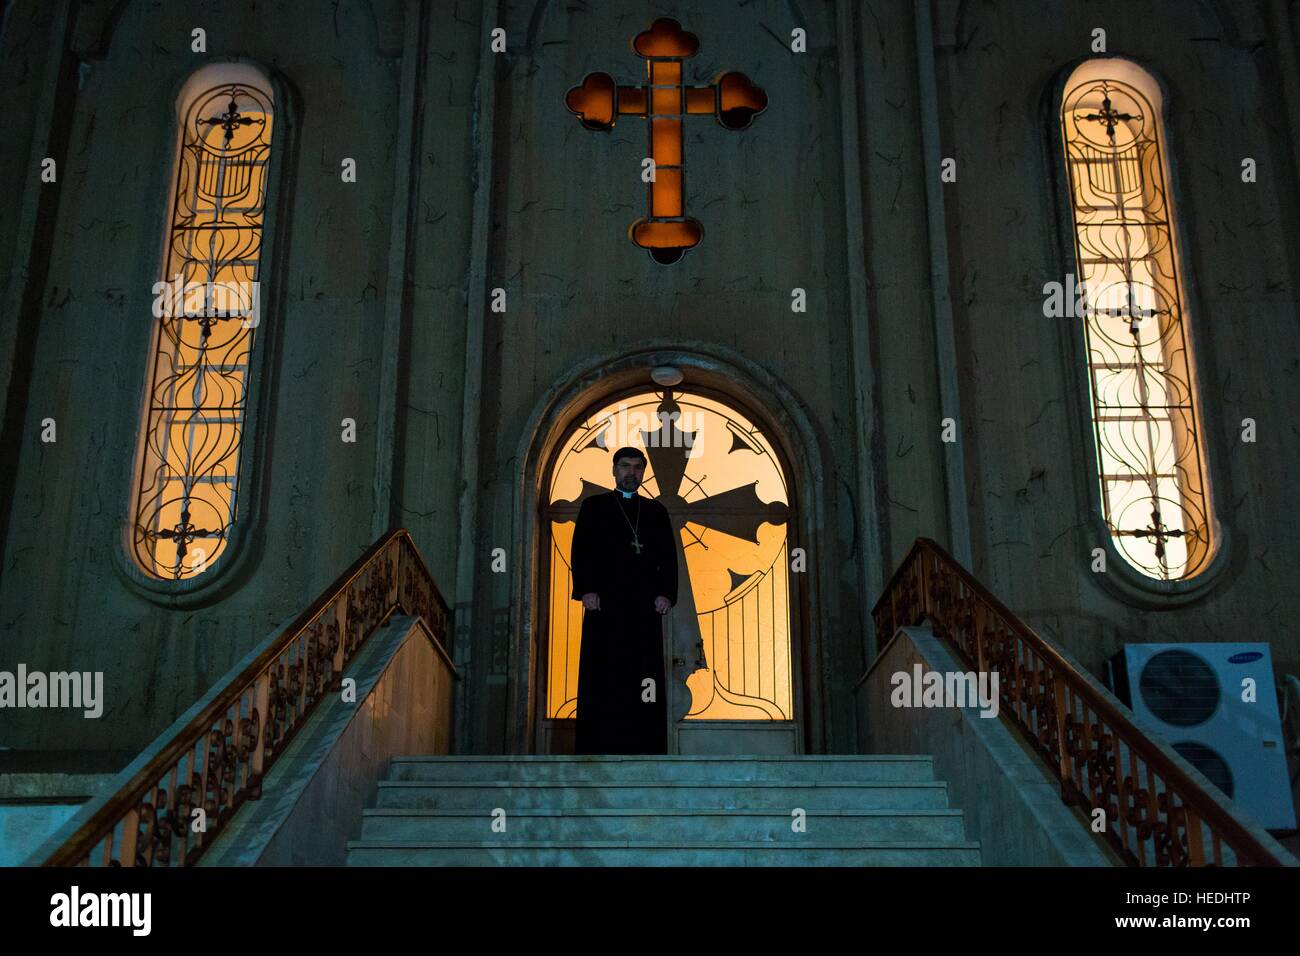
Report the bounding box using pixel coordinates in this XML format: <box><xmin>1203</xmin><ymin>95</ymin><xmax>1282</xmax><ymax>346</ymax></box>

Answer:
<box><xmin>36</xmin><ymin>529</ymin><xmax>450</xmax><ymax>867</ymax></box>
<box><xmin>873</xmin><ymin>537</ymin><xmax>1287</xmax><ymax>867</ymax></box>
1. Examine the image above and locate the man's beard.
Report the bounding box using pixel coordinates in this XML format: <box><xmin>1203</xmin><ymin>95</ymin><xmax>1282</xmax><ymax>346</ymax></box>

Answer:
<box><xmin>618</xmin><ymin>477</ymin><xmax>640</xmax><ymax>491</ymax></box>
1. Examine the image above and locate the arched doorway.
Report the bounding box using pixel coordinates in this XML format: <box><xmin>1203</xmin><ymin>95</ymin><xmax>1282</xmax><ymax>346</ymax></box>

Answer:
<box><xmin>538</xmin><ymin>384</ymin><xmax>801</xmax><ymax>754</ymax></box>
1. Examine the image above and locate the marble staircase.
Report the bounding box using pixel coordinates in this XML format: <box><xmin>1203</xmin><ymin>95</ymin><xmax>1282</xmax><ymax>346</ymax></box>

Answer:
<box><xmin>346</xmin><ymin>754</ymin><xmax>981</xmax><ymax>866</ymax></box>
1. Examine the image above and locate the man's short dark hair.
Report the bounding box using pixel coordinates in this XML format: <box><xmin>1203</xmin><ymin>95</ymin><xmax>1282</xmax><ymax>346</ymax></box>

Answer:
<box><xmin>612</xmin><ymin>445</ymin><xmax>647</xmax><ymax>465</ymax></box>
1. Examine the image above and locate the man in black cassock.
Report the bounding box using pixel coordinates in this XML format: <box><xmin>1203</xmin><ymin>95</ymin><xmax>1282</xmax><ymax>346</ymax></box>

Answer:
<box><xmin>571</xmin><ymin>445</ymin><xmax>678</xmax><ymax>754</ymax></box>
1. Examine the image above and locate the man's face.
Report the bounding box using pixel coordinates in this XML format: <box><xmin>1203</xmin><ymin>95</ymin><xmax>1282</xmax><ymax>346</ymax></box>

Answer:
<box><xmin>613</xmin><ymin>455</ymin><xmax>646</xmax><ymax>492</ymax></box>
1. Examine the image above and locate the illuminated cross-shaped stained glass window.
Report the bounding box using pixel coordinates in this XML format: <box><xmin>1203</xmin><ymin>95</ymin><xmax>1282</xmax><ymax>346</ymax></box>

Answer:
<box><xmin>564</xmin><ymin>17</ymin><xmax>767</xmax><ymax>263</ymax></box>
<box><xmin>544</xmin><ymin>390</ymin><xmax>792</xmax><ymax>720</ymax></box>
<box><xmin>1061</xmin><ymin>59</ymin><xmax>1214</xmax><ymax>581</ymax></box>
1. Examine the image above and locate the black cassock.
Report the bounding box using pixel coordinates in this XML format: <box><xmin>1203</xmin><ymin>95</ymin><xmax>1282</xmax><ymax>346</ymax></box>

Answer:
<box><xmin>570</xmin><ymin>490</ymin><xmax>678</xmax><ymax>754</ymax></box>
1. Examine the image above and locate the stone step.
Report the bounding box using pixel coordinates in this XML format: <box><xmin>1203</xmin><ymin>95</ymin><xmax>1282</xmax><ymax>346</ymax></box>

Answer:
<box><xmin>346</xmin><ymin>840</ymin><xmax>983</xmax><ymax>866</ymax></box>
<box><xmin>359</xmin><ymin>807</ymin><xmax>968</xmax><ymax>843</ymax></box>
<box><xmin>387</xmin><ymin>755</ymin><xmax>935</xmax><ymax>784</ymax></box>
<box><xmin>375</xmin><ymin>780</ymin><xmax>952</xmax><ymax>811</ymax></box>
<box><xmin>0</xmin><ymin>768</ymin><xmax>118</xmax><ymax>867</ymax></box>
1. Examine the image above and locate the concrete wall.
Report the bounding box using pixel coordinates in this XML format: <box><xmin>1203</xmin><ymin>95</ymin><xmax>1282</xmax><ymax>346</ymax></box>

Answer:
<box><xmin>858</xmin><ymin>624</ymin><xmax>1299</xmax><ymax>866</ymax></box>
<box><xmin>0</xmin><ymin>0</ymin><xmax>481</xmax><ymax>754</ymax></box>
<box><xmin>200</xmin><ymin>615</ymin><xmax>456</xmax><ymax>867</ymax></box>
<box><xmin>1</xmin><ymin>0</ymin><xmax>1298</xmax><ymax>762</ymax></box>
<box><xmin>475</xmin><ymin>0</ymin><xmax>933</xmax><ymax>755</ymax></box>
<box><xmin>0</xmin><ymin>771</ymin><xmax>112</xmax><ymax>866</ymax></box>
<box><xmin>859</xmin><ymin>625</ymin><xmax>1116</xmax><ymax>866</ymax></box>
<box><xmin>932</xmin><ymin>0</ymin><xmax>1300</xmax><ymax>681</ymax></box>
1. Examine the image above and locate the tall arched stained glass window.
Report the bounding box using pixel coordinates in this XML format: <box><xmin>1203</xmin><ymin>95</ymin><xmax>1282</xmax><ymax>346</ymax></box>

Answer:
<box><xmin>130</xmin><ymin>65</ymin><xmax>273</xmax><ymax>580</ymax></box>
<box><xmin>1061</xmin><ymin>59</ymin><xmax>1214</xmax><ymax>581</ymax></box>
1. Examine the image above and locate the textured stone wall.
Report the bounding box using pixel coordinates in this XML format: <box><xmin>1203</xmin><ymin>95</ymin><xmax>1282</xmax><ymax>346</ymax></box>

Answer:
<box><xmin>1</xmin><ymin>0</ymin><xmax>1297</xmax><ymax>761</ymax></box>
<box><xmin>933</xmin><ymin>0</ymin><xmax>1300</xmax><ymax>682</ymax></box>
<box><xmin>0</xmin><ymin>0</ymin><xmax>480</xmax><ymax>753</ymax></box>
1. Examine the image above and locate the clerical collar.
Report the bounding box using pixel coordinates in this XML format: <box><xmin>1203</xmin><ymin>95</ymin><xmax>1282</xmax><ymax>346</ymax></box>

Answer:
<box><xmin>619</xmin><ymin>489</ymin><xmax>635</xmax><ymax>499</ymax></box>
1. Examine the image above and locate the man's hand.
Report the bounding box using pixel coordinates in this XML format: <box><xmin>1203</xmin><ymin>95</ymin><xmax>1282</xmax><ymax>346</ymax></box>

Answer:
<box><xmin>581</xmin><ymin>592</ymin><xmax>601</xmax><ymax>611</ymax></box>
<box><xmin>654</xmin><ymin>596</ymin><xmax>672</xmax><ymax>615</ymax></box>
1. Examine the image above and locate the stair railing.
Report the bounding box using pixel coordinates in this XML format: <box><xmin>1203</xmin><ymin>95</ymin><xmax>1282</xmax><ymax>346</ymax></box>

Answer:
<box><xmin>873</xmin><ymin>537</ymin><xmax>1287</xmax><ymax>867</ymax></box>
<box><xmin>36</xmin><ymin>529</ymin><xmax>450</xmax><ymax>867</ymax></box>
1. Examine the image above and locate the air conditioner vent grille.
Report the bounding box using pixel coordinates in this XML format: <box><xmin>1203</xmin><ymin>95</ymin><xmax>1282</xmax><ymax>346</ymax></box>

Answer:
<box><xmin>1138</xmin><ymin>649</ymin><xmax>1219</xmax><ymax>726</ymax></box>
<box><xmin>1172</xmin><ymin>741</ymin><xmax>1234</xmax><ymax>798</ymax></box>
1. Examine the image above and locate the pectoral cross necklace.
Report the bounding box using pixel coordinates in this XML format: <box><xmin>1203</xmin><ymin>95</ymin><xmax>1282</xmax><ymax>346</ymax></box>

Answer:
<box><xmin>615</xmin><ymin>492</ymin><xmax>643</xmax><ymax>554</ymax></box>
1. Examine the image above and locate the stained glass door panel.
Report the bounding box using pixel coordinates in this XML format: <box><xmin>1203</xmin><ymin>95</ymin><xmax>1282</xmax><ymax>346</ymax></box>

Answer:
<box><xmin>544</xmin><ymin>389</ymin><xmax>794</xmax><ymax>746</ymax></box>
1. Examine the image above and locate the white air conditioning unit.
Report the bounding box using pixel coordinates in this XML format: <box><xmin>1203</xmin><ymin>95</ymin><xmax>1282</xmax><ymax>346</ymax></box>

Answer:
<box><xmin>1107</xmin><ymin>642</ymin><xmax>1296</xmax><ymax>831</ymax></box>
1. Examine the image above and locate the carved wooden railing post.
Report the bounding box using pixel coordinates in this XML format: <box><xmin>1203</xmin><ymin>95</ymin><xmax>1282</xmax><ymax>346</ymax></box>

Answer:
<box><xmin>251</xmin><ymin>671</ymin><xmax>270</xmax><ymax>791</ymax></box>
<box><xmin>119</xmin><ymin>808</ymin><xmax>139</xmax><ymax>868</ymax></box>
<box><xmin>871</xmin><ymin>537</ymin><xmax>1288</xmax><ymax>867</ymax></box>
<box><xmin>196</xmin><ymin>727</ymin><xmax>213</xmax><ymax>857</ymax></box>
<box><xmin>388</xmin><ymin>539</ymin><xmax>398</xmax><ymax>610</ymax></box>
<box><xmin>1052</xmin><ymin>673</ymin><xmax>1071</xmax><ymax>800</ymax></box>
<box><xmin>917</xmin><ymin>547</ymin><xmax>930</xmax><ymax>628</ymax></box>
<box><xmin>1111</xmin><ymin>728</ymin><xmax>1129</xmax><ymax>858</ymax></box>
<box><xmin>972</xmin><ymin>599</ymin><xmax>988</xmax><ymax>676</ymax></box>
<box><xmin>332</xmin><ymin>591</ymin><xmax>349</xmax><ymax>684</ymax></box>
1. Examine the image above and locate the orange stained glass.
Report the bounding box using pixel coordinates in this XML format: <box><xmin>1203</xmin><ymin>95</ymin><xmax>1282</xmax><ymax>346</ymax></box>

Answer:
<box><xmin>633</xmin><ymin>17</ymin><xmax>699</xmax><ymax>57</ymax></box>
<box><xmin>650</xmin><ymin>61</ymin><xmax>682</xmax><ymax>115</ymax></box>
<box><xmin>651</xmin><ymin>118</ymin><xmax>682</xmax><ymax>166</ymax></box>
<box><xmin>545</xmin><ymin>391</ymin><xmax>792</xmax><ymax>721</ymax></box>
<box><xmin>563</xmin><ymin>17</ymin><xmax>766</xmax><ymax>263</ymax></box>
<box><xmin>685</xmin><ymin>87</ymin><xmax>715</xmax><ymax>114</ymax></box>
<box><xmin>1060</xmin><ymin>58</ymin><xmax>1213</xmax><ymax>581</ymax></box>
<box><xmin>131</xmin><ymin>71</ymin><xmax>273</xmax><ymax>580</ymax></box>
<box><xmin>564</xmin><ymin>73</ymin><xmax>616</xmax><ymax>128</ymax></box>
<box><xmin>650</xmin><ymin>168</ymin><xmax>683</xmax><ymax>217</ymax></box>
<box><xmin>718</xmin><ymin>72</ymin><xmax>767</xmax><ymax>117</ymax></box>
<box><xmin>630</xmin><ymin>219</ymin><xmax>701</xmax><ymax>249</ymax></box>
<box><xmin>619</xmin><ymin>86</ymin><xmax>647</xmax><ymax>116</ymax></box>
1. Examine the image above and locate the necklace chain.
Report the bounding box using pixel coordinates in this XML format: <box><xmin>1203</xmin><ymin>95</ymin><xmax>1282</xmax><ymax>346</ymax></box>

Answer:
<box><xmin>615</xmin><ymin>492</ymin><xmax>642</xmax><ymax>550</ymax></box>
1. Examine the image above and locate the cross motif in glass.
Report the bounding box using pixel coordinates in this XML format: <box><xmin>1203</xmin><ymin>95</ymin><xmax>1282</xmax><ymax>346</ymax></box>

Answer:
<box><xmin>198</xmin><ymin>92</ymin><xmax>261</xmax><ymax>147</ymax></box>
<box><xmin>1080</xmin><ymin>89</ymin><xmax>1135</xmax><ymax>145</ymax></box>
<box><xmin>552</xmin><ymin>390</ymin><xmax>789</xmax><ymax>644</ymax></box>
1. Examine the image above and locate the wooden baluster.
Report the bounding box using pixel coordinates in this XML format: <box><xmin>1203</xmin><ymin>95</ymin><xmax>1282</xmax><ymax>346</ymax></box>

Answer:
<box><xmin>100</xmin><ymin>826</ymin><xmax>115</xmax><ymax>867</ymax></box>
<box><xmin>297</xmin><ymin>634</ymin><xmax>309</xmax><ymax>717</ymax></box>
<box><xmin>166</xmin><ymin>765</ymin><xmax>179</xmax><ymax>865</ymax></box>
<box><xmin>332</xmin><ymin>595</ymin><xmax>348</xmax><ymax>677</ymax></box>
<box><xmin>252</xmin><ymin>671</ymin><xmax>269</xmax><ymax>778</ymax></box>
<box><xmin>1012</xmin><ymin>635</ymin><xmax>1026</xmax><ymax>728</ymax></box>
<box><xmin>196</xmin><ymin>727</ymin><xmax>212</xmax><ymax>850</ymax></box>
<box><xmin>251</xmin><ymin>670</ymin><xmax>269</xmax><ymax>803</ymax></box>
<box><xmin>119</xmin><ymin>808</ymin><xmax>140</xmax><ymax>868</ymax></box>
<box><xmin>175</xmin><ymin>751</ymin><xmax>190</xmax><ymax>867</ymax></box>
<box><xmin>1029</xmin><ymin>646</ymin><xmax>1042</xmax><ymax>739</ymax></box>
<box><xmin>391</xmin><ymin>539</ymin><xmax>402</xmax><ymax>610</ymax></box>
<box><xmin>1082</xmin><ymin>698</ymin><xmax>1097</xmax><ymax>807</ymax></box>
<box><xmin>890</xmin><ymin>575</ymin><xmax>898</xmax><ymax>633</ymax></box>
<box><xmin>1052</xmin><ymin>675</ymin><xmax>1071</xmax><ymax>801</ymax></box>
<box><xmin>1113</xmin><ymin>726</ymin><xmax>1129</xmax><ymax>858</ymax></box>
<box><xmin>235</xmin><ymin>692</ymin><xmax>248</xmax><ymax>796</ymax></box>
<box><xmin>1145</xmin><ymin>763</ymin><xmax>1162</xmax><ymax>865</ymax></box>
<box><xmin>1042</xmin><ymin>657</ymin><xmax>1056</xmax><ymax>756</ymax></box>
<box><xmin>919</xmin><ymin>548</ymin><xmax>931</xmax><ymax>626</ymax></box>
<box><xmin>1185</xmin><ymin>806</ymin><xmax>1205</xmax><ymax>866</ymax></box>
<box><xmin>1130</xmin><ymin>748</ymin><xmax>1146</xmax><ymax>867</ymax></box>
